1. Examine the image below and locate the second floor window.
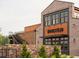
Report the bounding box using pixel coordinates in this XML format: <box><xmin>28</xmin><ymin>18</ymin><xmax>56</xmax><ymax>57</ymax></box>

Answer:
<box><xmin>56</xmin><ymin>13</ymin><xmax>60</xmax><ymax>24</ymax></box>
<box><xmin>52</xmin><ymin>14</ymin><xmax>56</xmax><ymax>25</ymax></box>
<box><xmin>48</xmin><ymin>15</ymin><xmax>51</xmax><ymax>26</ymax></box>
<box><xmin>45</xmin><ymin>16</ymin><xmax>48</xmax><ymax>26</ymax></box>
<box><xmin>44</xmin><ymin>8</ymin><xmax>69</xmax><ymax>27</ymax></box>
<box><xmin>64</xmin><ymin>11</ymin><xmax>69</xmax><ymax>22</ymax></box>
<box><xmin>61</xmin><ymin>12</ymin><xmax>65</xmax><ymax>23</ymax></box>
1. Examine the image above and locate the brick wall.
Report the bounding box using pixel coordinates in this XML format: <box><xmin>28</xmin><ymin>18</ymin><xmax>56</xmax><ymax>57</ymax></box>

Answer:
<box><xmin>0</xmin><ymin>44</ymin><xmax>59</xmax><ymax>58</ymax></box>
<box><xmin>18</xmin><ymin>31</ymin><xmax>36</xmax><ymax>44</ymax></box>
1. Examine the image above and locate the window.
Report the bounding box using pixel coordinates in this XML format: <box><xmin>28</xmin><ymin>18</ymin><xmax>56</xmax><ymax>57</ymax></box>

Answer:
<box><xmin>45</xmin><ymin>42</ymin><xmax>48</xmax><ymax>44</ymax></box>
<box><xmin>61</xmin><ymin>12</ymin><xmax>64</xmax><ymax>23</ymax></box>
<box><xmin>64</xmin><ymin>41</ymin><xmax>68</xmax><ymax>44</ymax></box>
<box><xmin>61</xmin><ymin>38</ymin><xmax>64</xmax><ymax>40</ymax></box>
<box><xmin>61</xmin><ymin>41</ymin><xmax>64</xmax><ymax>44</ymax></box>
<box><xmin>56</xmin><ymin>38</ymin><xmax>59</xmax><ymax>40</ymax></box>
<box><xmin>64</xmin><ymin>11</ymin><xmax>69</xmax><ymax>22</ymax></box>
<box><xmin>48</xmin><ymin>15</ymin><xmax>51</xmax><ymax>26</ymax></box>
<box><xmin>44</xmin><ymin>38</ymin><xmax>51</xmax><ymax>45</ymax></box>
<box><xmin>53</xmin><ymin>42</ymin><xmax>56</xmax><ymax>45</ymax></box>
<box><xmin>48</xmin><ymin>42</ymin><xmax>51</xmax><ymax>44</ymax></box>
<box><xmin>44</xmin><ymin>8</ymin><xmax>69</xmax><ymax>27</ymax></box>
<box><xmin>52</xmin><ymin>38</ymin><xmax>55</xmax><ymax>41</ymax></box>
<box><xmin>45</xmin><ymin>39</ymin><xmax>51</xmax><ymax>42</ymax></box>
<box><xmin>56</xmin><ymin>42</ymin><xmax>59</xmax><ymax>45</ymax></box>
<box><xmin>56</xmin><ymin>13</ymin><xmax>60</xmax><ymax>24</ymax></box>
<box><xmin>64</xmin><ymin>11</ymin><xmax>68</xmax><ymax>17</ymax></box>
<box><xmin>52</xmin><ymin>14</ymin><xmax>56</xmax><ymax>25</ymax></box>
<box><xmin>45</xmin><ymin>41</ymin><xmax>51</xmax><ymax>45</ymax></box>
<box><xmin>45</xmin><ymin>39</ymin><xmax>48</xmax><ymax>41</ymax></box>
<box><xmin>48</xmin><ymin>39</ymin><xmax>51</xmax><ymax>41</ymax></box>
<box><xmin>65</xmin><ymin>37</ymin><xmax>68</xmax><ymax>40</ymax></box>
<box><xmin>61</xmin><ymin>41</ymin><xmax>68</xmax><ymax>44</ymax></box>
<box><xmin>45</xmin><ymin>16</ymin><xmax>48</xmax><ymax>26</ymax></box>
<box><xmin>65</xmin><ymin>17</ymin><xmax>68</xmax><ymax>22</ymax></box>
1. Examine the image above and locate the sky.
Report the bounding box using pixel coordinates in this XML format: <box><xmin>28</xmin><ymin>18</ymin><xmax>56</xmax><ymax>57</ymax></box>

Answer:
<box><xmin>0</xmin><ymin>0</ymin><xmax>79</xmax><ymax>35</ymax></box>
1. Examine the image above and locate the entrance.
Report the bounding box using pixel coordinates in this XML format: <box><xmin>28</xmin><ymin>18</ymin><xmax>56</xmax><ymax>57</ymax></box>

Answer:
<box><xmin>44</xmin><ymin>36</ymin><xmax>69</xmax><ymax>55</ymax></box>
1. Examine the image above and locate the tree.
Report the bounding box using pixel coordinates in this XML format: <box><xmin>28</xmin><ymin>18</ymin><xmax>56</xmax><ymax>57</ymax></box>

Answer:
<box><xmin>20</xmin><ymin>43</ymin><xmax>31</xmax><ymax>58</ymax></box>
<box><xmin>38</xmin><ymin>45</ymin><xmax>47</xmax><ymax>58</ymax></box>
<box><xmin>0</xmin><ymin>34</ymin><xmax>10</xmax><ymax>45</ymax></box>
<box><xmin>4</xmin><ymin>36</ymin><xmax>10</xmax><ymax>44</ymax></box>
<box><xmin>52</xmin><ymin>46</ymin><xmax>61</xmax><ymax>58</ymax></box>
<box><xmin>51</xmin><ymin>46</ymin><xmax>74</xmax><ymax>58</ymax></box>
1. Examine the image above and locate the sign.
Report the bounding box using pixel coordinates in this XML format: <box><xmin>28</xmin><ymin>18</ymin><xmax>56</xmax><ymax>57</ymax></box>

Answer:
<box><xmin>48</xmin><ymin>28</ymin><xmax>63</xmax><ymax>33</ymax></box>
<box><xmin>44</xmin><ymin>23</ymin><xmax>68</xmax><ymax>36</ymax></box>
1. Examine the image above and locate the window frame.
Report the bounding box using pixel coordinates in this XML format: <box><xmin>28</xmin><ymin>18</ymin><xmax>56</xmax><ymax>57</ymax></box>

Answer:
<box><xmin>44</xmin><ymin>8</ymin><xmax>69</xmax><ymax>27</ymax></box>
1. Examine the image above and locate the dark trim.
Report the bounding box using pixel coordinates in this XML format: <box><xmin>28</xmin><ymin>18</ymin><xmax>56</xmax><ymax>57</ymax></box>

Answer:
<box><xmin>34</xmin><ymin>30</ymin><xmax>36</xmax><ymax>45</ymax></box>
<box><xmin>43</xmin><ymin>15</ymin><xmax>45</xmax><ymax>45</ymax></box>
<box><xmin>44</xmin><ymin>35</ymin><xmax>68</xmax><ymax>38</ymax></box>
<box><xmin>68</xmin><ymin>8</ymin><xmax>70</xmax><ymax>55</ymax></box>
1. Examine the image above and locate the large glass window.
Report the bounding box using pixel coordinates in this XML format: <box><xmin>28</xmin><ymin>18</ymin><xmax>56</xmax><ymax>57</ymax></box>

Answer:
<box><xmin>64</xmin><ymin>37</ymin><xmax>68</xmax><ymax>40</ymax></box>
<box><xmin>64</xmin><ymin>11</ymin><xmax>69</xmax><ymax>22</ymax></box>
<box><xmin>52</xmin><ymin>38</ymin><xmax>55</xmax><ymax>41</ymax></box>
<box><xmin>44</xmin><ymin>39</ymin><xmax>51</xmax><ymax>45</ymax></box>
<box><xmin>56</xmin><ymin>38</ymin><xmax>59</xmax><ymax>41</ymax></box>
<box><xmin>45</xmin><ymin>16</ymin><xmax>48</xmax><ymax>26</ymax></box>
<box><xmin>61</xmin><ymin>38</ymin><xmax>64</xmax><ymax>40</ymax></box>
<box><xmin>44</xmin><ymin>8</ymin><xmax>69</xmax><ymax>27</ymax></box>
<box><xmin>64</xmin><ymin>41</ymin><xmax>68</xmax><ymax>44</ymax></box>
<box><xmin>45</xmin><ymin>39</ymin><xmax>48</xmax><ymax>41</ymax></box>
<box><xmin>56</xmin><ymin>13</ymin><xmax>60</xmax><ymax>24</ymax></box>
<box><xmin>60</xmin><ymin>12</ymin><xmax>64</xmax><ymax>23</ymax></box>
<box><xmin>45</xmin><ymin>41</ymin><xmax>51</xmax><ymax>45</ymax></box>
<box><xmin>52</xmin><ymin>14</ymin><xmax>56</xmax><ymax>25</ymax></box>
<box><xmin>48</xmin><ymin>15</ymin><xmax>51</xmax><ymax>26</ymax></box>
<box><xmin>44</xmin><ymin>37</ymin><xmax>69</xmax><ymax>45</ymax></box>
<box><xmin>55</xmin><ymin>42</ymin><xmax>59</xmax><ymax>45</ymax></box>
<box><xmin>60</xmin><ymin>9</ymin><xmax>69</xmax><ymax>23</ymax></box>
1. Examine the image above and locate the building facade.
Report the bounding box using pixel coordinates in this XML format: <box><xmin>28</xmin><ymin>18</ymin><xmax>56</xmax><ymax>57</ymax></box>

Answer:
<box><xmin>41</xmin><ymin>0</ymin><xmax>79</xmax><ymax>56</ymax></box>
<box><xmin>9</xmin><ymin>0</ymin><xmax>79</xmax><ymax>56</ymax></box>
<box><xmin>19</xmin><ymin>24</ymin><xmax>41</xmax><ymax>45</ymax></box>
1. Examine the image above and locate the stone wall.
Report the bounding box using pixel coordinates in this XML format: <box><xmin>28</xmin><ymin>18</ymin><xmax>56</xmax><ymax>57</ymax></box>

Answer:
<box><xmin>0</xmin><ymin>44</ymin><xmax>59</xmax><ymax>58</ymax></box>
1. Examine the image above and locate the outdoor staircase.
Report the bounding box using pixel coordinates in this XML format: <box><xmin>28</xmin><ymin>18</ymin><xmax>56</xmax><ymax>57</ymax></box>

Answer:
<box><xmin>9</xmin><ymin>34</ymin><xmax>25</xmax><ymax>44</ymax></box>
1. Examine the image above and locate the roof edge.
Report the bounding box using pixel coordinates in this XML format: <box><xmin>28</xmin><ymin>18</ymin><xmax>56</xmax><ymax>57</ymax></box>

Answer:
<box><xmin>24</xmin><ymin>23</ymin><xmax>41</xmax><ymax>28</ymax></box>
<box><xmin>41</xmin><ymin>0</ymin><xmax>74</xmax><ymax>14</ymax></box>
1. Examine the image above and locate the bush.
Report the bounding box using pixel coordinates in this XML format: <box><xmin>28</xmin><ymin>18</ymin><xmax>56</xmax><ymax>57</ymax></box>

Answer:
<box><xmin>69</xmin><ymin>55</ymin><xmax>74</xmax><ymax>58</ymax></box>
<box><xmin>61</xmin><ymin>54</ymin><xmax>67</xmax><ymax>58</ymax></box>
<box><xmin>51</xmin><ymin>46</ymin><xmax>61</xmax><ymax>58</ymax></box>
<box><xmin>38</xmin><ymin>45</ymin><xmax>47</xmax><ymax>58</ymax></box>
<box><xmin>50</xmin><ymin>45</ymin><xmax>75</xmax><ymax>58</ymax></box>
<box><xmin>20</xmin><ymin>43</ymin><xmax>31</xmax><ymax>58</ymax></box>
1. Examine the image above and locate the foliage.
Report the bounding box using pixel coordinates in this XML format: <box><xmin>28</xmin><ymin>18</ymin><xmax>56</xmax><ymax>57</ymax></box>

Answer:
<box><xmin>0</xmin><ymin>34</ymin><xmax>10</xmax><ymax>45</ymax></box>
<box><xmin>52</xmin><ymin>46</ymin><xmax>61</xmax><ymax>58</ymax></box>
<box><xmin>61</xmin><ymin>54</ymin><xmax>68</xmax><ymax>58</ymax></box>
<box><xmin>61</xmin><ymin>54</ymin><xmax>74</xmax><ymax>58</ymax></box>
<box><xmin>38</xmin><ymin>45</ymin><xmax>47</xmax><ymax>58</ymax></box>
<box><xmin>51</xmin><ymin>46</ymin><xmax>74</xmax><ymax>58</ymax></box>
<box><xmin>70</xmin><ymin>56</ymin><xmax>74</xmax><ymax>58</ymax></box>
<box><xmin>20</xmin><ymin>43</ymin><xmax>31</xmax><ymax>58</ymax></box>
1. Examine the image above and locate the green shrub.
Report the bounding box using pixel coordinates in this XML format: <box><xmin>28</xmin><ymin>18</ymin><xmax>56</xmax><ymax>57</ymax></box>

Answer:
<box><xmin>20</xmin><ymin>43</ymin><xmax>31</xmax><ymax>58</ymax></box>
<box><xmin>38</xmin><ymin>45</ymin><xmax>47</xmax><ymax>58</ymax></box>
<box><xmin>51</xmin><ymin>46</ymin><xmax>61</xmax><ymax>58</ymax></box>
<box><xmin>69</xmin><ymin>56</ymin><xmax>74</xmax><ymax>58</ymax></box>
<box><xmin>61</xmin><ymin>54</ymin><xmax>67</xmax><ymax>58</ymax></box>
